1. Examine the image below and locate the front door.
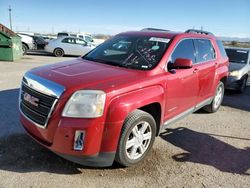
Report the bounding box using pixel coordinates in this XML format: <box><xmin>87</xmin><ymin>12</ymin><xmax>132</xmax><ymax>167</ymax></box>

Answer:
<box><xmin>75</xmin><ymin>38</ymin><xmax>92</xmax><ymax>56</ymax></box>
<box><xmin>164</xmin><ymin>38</ymin><xmax>199</xmax><ymax>121</ymax></box>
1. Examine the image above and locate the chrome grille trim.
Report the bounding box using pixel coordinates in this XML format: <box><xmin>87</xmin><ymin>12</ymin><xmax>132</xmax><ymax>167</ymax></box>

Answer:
<box><xmin>19</xmin><ymin>72</ymin><xmax>65</xmax><ymax>129</ymax></box>
<box><xmin>23</xmin><ymin>71</ymin><xmax>65</xmax><ymax>98</ymax></box>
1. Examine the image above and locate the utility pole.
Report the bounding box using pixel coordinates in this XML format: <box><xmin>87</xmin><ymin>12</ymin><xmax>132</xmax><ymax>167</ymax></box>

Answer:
<box><xmin>8</xmin><ymin>5</ymin><xmax>12</xmax><ymax>30</ymax></box>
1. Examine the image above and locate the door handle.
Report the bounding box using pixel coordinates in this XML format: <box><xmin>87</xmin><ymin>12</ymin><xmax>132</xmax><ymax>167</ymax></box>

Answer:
<box><xmin>193</xmin><ymin>68</ymin><xmax>198</xmax><ymax>73</ymax></box>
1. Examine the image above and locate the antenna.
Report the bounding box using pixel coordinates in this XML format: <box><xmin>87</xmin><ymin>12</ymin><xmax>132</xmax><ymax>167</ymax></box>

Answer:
<box><xmin>8</xmin><ymin>5</ymin><xmax>12</xmax><ymax>30</ymax></box>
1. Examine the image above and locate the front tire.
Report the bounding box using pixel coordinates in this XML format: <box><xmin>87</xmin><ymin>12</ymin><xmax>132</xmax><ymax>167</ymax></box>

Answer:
<box><xmin>53</xmin><ymin>48</ymin><xmax>64</xmax><ymax>57</ymax></box>
<box><xmin>115</xmin><ymin>110</ymin><xmax>156</xmax><ymax>167</ymax></box>
<box><xmin>203</xmin><ymin>81</ymin><xmax>224</xmax><ymax>113</ymax></box>
<box><xmin>239</xmin><ymin>76</ymin><xmax>247</xmax><ymax>93</ymax></box>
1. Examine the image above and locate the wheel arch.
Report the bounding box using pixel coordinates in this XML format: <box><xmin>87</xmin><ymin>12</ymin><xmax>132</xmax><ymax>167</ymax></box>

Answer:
<box><xmin>100</xmin><ymin>85</ymin><xmax>165</xmax><ymax>152</ymax></box>
<box><xmin>53</xmin><ymin>47</ymin><xmax>64</xmax><ymax>53</ymax></box>
<box><xmin>22</xmin><ymin>42</ymin><xmax>29</xmax><ymax>49</ymax></box>
<box><xmin>220</xmin><ymin>76</ymin><xmax>227</xmax><ymax>86</ymax></box>
<box><xmin>139</xmin><ymin>103</ymin><xmax>161</xmax><ymax>136</ymax></box>
<box><xmin>105</xmin><ymin>85</ymin><xmax>164</xmax><ymax>125</ymax></box>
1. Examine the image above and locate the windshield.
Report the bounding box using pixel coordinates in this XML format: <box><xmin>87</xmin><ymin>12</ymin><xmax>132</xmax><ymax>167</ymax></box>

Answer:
<box><xmin>225</xmin><ymin>49</ymin><xmax>249</xmax><ymax>64</ymax></box>
<box><xmin>83</xmin><ymin>35</ymin><xmax>170</xmax><ymax>70</ymax></box>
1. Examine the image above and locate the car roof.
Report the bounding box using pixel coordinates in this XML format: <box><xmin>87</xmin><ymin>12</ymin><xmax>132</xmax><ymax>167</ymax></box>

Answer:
<box><xmin>119</xmin><ymin>30</ymin><xmax>217</xmax><ymax>40</ymax></box>
<box><xmin>119</xmin><ymin>30</ymin><xmax>179</xmax><ymax>39</ymax></box>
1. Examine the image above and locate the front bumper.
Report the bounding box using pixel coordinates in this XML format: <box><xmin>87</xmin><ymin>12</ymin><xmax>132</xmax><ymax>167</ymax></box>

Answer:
<box><xmin>20</xmin><ymin>113</ymin><xmax>122</xmax><ymax>167</ymax></box>
<box><xmin>226</xmin><ymin>76</ymin><xmax>242</xmax><ymax>90</ymax></box>
<box><xmin>19</xmin><ymin>71</ymin><xmax>122</xmax><ymax>167</ymax></box>
<box><xmin>55</xmin><ymin>152</ymin><xmax>115</xmax><ymax>167</ymax></box>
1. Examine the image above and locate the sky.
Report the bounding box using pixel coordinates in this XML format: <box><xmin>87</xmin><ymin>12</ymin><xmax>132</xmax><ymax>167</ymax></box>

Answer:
<box><xmin>0</xmin><ymin>0</ymin><xmax>250</xmax><ymax>38</ymax></box>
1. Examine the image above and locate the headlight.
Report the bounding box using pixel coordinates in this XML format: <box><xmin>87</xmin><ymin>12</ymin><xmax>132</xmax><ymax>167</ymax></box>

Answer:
<box><xmin>229</xmin><ymin>71</ymin><xmax>240</xmax><ymax>77</ymax></box>
<box><xmin>62</xmin><ymin>90</ymin><xmax>106</xmax><ymax>118</ymax></box>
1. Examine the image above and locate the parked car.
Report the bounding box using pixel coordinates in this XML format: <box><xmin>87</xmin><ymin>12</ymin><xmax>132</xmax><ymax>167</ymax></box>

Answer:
<box><xmin>17</xmin><ymin>33</ymin><xmax>36</xmax><ymax>55</ymax></box>
<box><xmin>19</xmin><ymin>29</ymin><xmax>228</xmax><ymax>167</ymax></box>
<box><xmin>57</xmin><ymin>32</ymin><xmax>101</xmax><ymax>45</ymax></box>
<box><xmin>45</xmin><ymin>36</ymin><xmax>95</xmax><ymax>57</ymax></box>
<box><xmin>225</xmin><ymin>47</ymin><xmax>250</xmax><ymax>93</ymax></box>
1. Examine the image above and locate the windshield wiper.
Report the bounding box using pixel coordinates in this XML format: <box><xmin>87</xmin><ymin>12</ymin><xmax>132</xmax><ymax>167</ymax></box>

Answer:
<box><xmin>84</xmin><ymin>57</ymin><xmax>125</xmax><ymax>68</ymax></box>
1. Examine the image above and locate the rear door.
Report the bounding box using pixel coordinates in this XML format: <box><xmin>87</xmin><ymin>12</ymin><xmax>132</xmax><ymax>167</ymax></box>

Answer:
<box><xmin>193</xmin><ymin>39</ymin><xmax>217</xmax><ymax>104</ymax></box>
<box><xmin>164</xmin><ymin>39</ymin><xmax>199</xmax><ymax>120</ymax></box>
<box><xmin>61</xmin><ymin>37</ymin><xmax>77</xmax><ymax>55</ymax></box>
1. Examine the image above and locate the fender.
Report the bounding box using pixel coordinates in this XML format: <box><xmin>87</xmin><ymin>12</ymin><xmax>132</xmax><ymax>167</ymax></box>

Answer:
<box><xmin>212</xmin><ymin>61</ymin><xmax>229</xmax><ymax>94</ymax></box>
<box><xmin>100</xmin><ymin>85</ymin><xmax>165</xmax><ymax>152</ymax></box>
<box><xmin>106</xmin><ymin>85</ymin><xmax>165</xmax><ymax>123</ymax></box>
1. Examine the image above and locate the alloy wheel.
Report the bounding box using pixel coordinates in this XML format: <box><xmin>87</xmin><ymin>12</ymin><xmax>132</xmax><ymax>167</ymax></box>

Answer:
<box><xmin>125</xmin><ymin>121</ymin><xmax>152</xmax><ymax>160</ymax></box>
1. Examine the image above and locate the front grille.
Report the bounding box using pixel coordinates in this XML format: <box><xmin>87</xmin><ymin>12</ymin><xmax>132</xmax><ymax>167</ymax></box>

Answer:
<box><xmin>20</xmin><ymin>83</ymin><xmax>57</xmax><ymax>128</ymax></box>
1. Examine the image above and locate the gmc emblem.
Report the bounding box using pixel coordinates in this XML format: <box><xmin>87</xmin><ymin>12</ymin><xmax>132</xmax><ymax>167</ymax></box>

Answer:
<box><xmin>23</xmin><ymin>92</ymin><xmax>39</xmax><ymax>107</ymax></box>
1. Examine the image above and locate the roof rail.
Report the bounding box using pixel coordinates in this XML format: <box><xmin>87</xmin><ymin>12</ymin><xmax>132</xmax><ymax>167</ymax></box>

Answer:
<box><xmin>141</xmin><ymin>28</ymin><xmax>170</xmax><ymax>32</ymax></box>
<box><xmin>185</xmin><ymin>29</ymin><xmax>214</xmax><ymax>36</ymax></box>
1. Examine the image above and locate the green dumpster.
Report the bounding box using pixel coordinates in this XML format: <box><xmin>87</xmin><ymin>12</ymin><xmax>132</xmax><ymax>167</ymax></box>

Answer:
<box><xmin>0</xmin><ymin>24</ymin><xmax>23</xmax><ymax>61</ymax></box>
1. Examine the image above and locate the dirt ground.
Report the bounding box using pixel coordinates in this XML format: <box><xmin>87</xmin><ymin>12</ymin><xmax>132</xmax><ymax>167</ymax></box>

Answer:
<box><xmin>0</xmin><ymin>53</ymin><xmax>249</xmax><ymax>188</ymax></box>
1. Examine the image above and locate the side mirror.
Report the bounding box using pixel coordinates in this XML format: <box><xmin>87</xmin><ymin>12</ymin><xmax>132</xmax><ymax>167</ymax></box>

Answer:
<box><xmin>172</xmin><ymin>58</ymin><xmax>193</xmax><ymax>69</ymax></box>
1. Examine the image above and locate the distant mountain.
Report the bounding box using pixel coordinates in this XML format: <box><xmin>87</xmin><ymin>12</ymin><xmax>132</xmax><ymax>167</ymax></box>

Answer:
<box><xmin>219</xmin><ymin>36</ymin><xmax>250</xmax><ymax>42</ymax></box>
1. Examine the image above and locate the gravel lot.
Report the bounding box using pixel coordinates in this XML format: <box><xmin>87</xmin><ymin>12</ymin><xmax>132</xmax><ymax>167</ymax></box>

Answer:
<box><xmin>0</xmin><ymin>53</ymin><xmax>249</xmax><ymax>188</ymax></box>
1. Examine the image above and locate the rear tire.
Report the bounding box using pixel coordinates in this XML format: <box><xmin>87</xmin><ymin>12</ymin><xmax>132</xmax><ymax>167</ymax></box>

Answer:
<box><xmin>22</xmin><ymin>43</ymin><xmax>28</xmax><ymax>55</ymax></box>
<box><xmin>54</xmin><ymin>48</ymin><xmax>64</xmax><ymax>57</ymax></box>
<box><xmin>203</xmin><ymin>81</ymin><xmax>224</xmax><ymax>113</ymax></box>
<box><xmin>115</xmin><ymin>110</ymin><xmax>156</xmax><ymax>167</ymax></box>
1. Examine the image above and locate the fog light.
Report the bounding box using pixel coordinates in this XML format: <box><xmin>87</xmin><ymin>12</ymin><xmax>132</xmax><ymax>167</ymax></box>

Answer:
<box><xmin>74</xmin><ymin>131</ymin><xmax>85</xmax><ymax>151</ymax></box>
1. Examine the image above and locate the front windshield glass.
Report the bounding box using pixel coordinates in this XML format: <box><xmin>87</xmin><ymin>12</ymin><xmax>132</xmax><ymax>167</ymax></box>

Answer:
<box><xmin>83</xmin><ymin>35</ymin><xmax>170</xmax><ymax>70</ymax></box>
<box><xmin>225</xmin><ymin>49</ymin><xmax>249</xmax><ymax>64</ymax></box>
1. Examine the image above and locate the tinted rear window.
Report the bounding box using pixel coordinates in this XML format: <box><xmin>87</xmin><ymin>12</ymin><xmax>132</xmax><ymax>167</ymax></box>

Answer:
<box><xmin>216</xmin><ymin>40</ymin><xmax>227</xmax><ymax>58</ymax></box>
<box><xmin>194</xmin><ymin>39</ymin><xmax>215</xmax><ymax>63</ymax></box>
<box><xmin>225</xmin><ymin>49</ymin><xmax>249</xmax><ymax>64</ymax></box>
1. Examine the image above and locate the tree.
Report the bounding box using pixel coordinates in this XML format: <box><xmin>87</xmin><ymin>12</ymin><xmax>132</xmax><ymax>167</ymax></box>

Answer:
<box><xmin>231</xmin><ymin>41</ymin><xmax>237</xmax><ymax>46</ymax></box>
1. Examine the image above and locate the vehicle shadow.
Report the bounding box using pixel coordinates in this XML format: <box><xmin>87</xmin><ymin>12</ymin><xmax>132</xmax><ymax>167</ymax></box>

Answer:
<box><xmin>160</xmin><ymin>127</ymin><xmax>250</xmax><ymax>175</ymax></box>
<box><xmin>222</xmin><ymin>86</ymin><xmax>250</xmax><ymax>111</ymax></box>
<box><xmin>0</xmin><ymin>133</ymin><xmax>84</xmax><ymax>174</ymax></box>
<box><xmin>0</xmin><ymin>88</ymin><xmax>123</xmax><ymax>174</ymax></box>
<box><xmin>27</xmin><ymin>50</ymin><xmax>80</xmax><ymax>58</ymax></box>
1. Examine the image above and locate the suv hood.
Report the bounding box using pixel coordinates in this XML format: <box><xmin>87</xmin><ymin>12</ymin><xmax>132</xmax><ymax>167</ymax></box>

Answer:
<box><xmin>30</xmin><ymin>58</ymin><xmax>146</xmax><ymax>92</ymax></box>
<box><xmin>229</xmin><ymin>62</ymin><xmax>246</xmax><ymax>72</ymax></box>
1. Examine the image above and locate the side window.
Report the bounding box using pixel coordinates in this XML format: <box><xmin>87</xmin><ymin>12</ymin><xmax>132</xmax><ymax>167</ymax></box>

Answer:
<box><xmin>216</xmin><ymin>40</ymin><xmax>228</xmax><ymax>58</ymax></box>
<box><xmin>194</xmin><ymin>39</ymin><xmax>214</xmax><ymax>63</ymax></box>
<box><xmin>61</xmin><ymin>38</ymin><xmax>75</xmax><ymax>44</ymax></box>
<box><xmin>61</xmin><ymin>38</ymin><xmax>69</xmax><ymax>43</ymax></box>
<box><xmin>76</xmin><ymin>39</ymin><xmax>87</xmax><ymax>45</ymax></box>
<box><xmin>170</xmin><ymin>39</ymin><xmax>196</xmax><ymax>64</ymax></box>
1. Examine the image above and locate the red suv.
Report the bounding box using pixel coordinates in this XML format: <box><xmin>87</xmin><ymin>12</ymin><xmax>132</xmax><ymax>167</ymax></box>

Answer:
<box><xmin>19</xmin><ymin>29</ymin><xmax>229</xmax><ymax>167</ymax></box>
